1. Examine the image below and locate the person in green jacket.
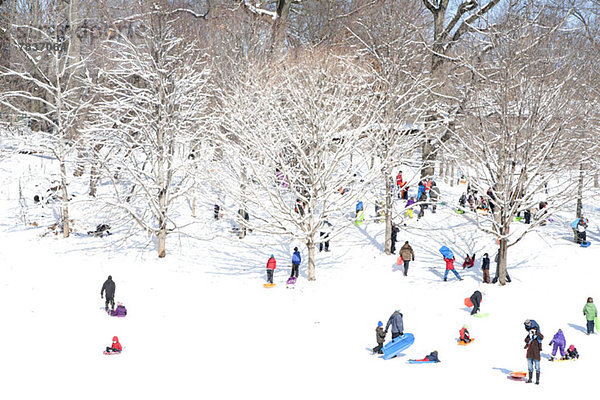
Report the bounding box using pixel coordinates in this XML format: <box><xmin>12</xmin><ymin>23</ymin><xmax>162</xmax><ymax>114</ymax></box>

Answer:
<box><xmin>583</xmin><ymin>297</ymin><xmax>598</xmax><ymax>335</ymax></box>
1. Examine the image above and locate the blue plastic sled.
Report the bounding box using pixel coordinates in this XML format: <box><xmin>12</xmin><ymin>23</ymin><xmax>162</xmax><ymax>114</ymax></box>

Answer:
<box><xmin>581</xmin><ymin>241</ymin><xmax>591</xmax><ymax>248</ymax></box>
<box><xmin>382</xmin><ymin>333</ymin><xmax>415</xmax><ymax>360</ymax></box>
<box><xmin>408</xmin><ymin>360</ymin><xmax>438</xmax><ymax>364</ymax></box>
<box><xmin>439</xmin><ymin>246</ymin><xmax>454</xmax><ymax>259</ymax></box>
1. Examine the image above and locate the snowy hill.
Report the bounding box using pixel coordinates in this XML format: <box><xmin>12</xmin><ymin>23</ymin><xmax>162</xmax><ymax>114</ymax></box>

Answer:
<box><xmin>1</xmin><ymin>153</ymin><xmax>599</xmax><ymax>399</ymax></box>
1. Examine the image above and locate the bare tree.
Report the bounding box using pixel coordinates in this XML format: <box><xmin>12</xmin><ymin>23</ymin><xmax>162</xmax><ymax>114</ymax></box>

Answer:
<box><xmin>86</xmin><ymin>3</ymin><xmax>212</xmax><ymax>257</ymax></box>
<box><xmin>218</xmin><ymin>51</ymin><xmax>381</xmax><ymax>280</ymax></box>
<box><xmin>0</xmin><ymin>0</ymin><xmax>92</xmax><ymax>238</ymax></box>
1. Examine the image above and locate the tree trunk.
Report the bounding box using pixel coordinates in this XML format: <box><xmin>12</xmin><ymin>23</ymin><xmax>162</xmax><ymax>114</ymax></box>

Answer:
<box><xmin>594</xmin><ymin>172</ymin><xmax>598</xmax><ymax>188</ymax></box>
<box><xmin>157</xmin><ymin>226</ymin><xmax>166</xmax><ymax>258</ymax></box>
<box><xmin>421</xmin><ymin>140</ymin><xmax>435</xmax><ymax>178</ymax></box>
<box><xmin>384</xmin><ymin>172</ymin><xmax>392</xmax><ymax>255</ymax></box>
<box><xmin>270</xmin><ymin>0</ymin><xmax>292</xmax><ymax>54</ymax></box>
<box><xmin>439</xmin><ymin>159</ymin><xmax>445</xmax><ymax>179</ymax></box>
<box><xmin>497</xmin><ymin>236</ymin><xmax>508</xmax><ymax>286</ymax></box>
<box><xmin>450</xmin><ymin>162</ymin><xmax>455</xmax><ymax>187</ymax></box>
<box><xmin>576</xmin><ymin>162</ymin><xmax>584</xmax><ymax>219</ymax></box>
<box><xmin>307</xmin><ymin>238</ymin><xmax>316</xmax><ymax>281</ymax></box>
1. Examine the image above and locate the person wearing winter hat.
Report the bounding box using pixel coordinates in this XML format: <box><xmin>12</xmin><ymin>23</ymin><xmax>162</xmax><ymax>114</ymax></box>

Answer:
<box><xmin>583</xmin><ymin>297</ymin><xmax>598</xmax><ymax>335</ymax></box>
<box><xmin>565</xmin><ymin>344</ymin><xmax>579</xmax><ymax>360</ymax></box>
<box><xmin>548</xmin><ymin>329</ymin><xmax>566</xmax><ymax>361</ymax></box>
<box><xmin>412</xmin><ymin>350</ymin><xmax>440</xmax><ymax>363</ymax></box>
<box><xmin>106</xmin><ymin>336</ymin><xmax>122</xmax><ymax>353</ymax></box>
<box><xmin>385</xmin><ymin>310</ymin><xmax>404</xmax><ymax>339</ymax></box>
<box><xmin>524</xmin><ymin>325</ymin><xmax>544</xmax><ymax>384</ymax></box>
<box><xmin>110</xmin><ymin>301</ymin><xmax>127</xmax><ymax>317</ymax></box>
<box><xmin>372</xmin><ymin>321</ymin><xmax>386</xmax><ymax>354</ymax></box>
<box><xmin>291</xmin><ymin>247</ymin><xmax>301</xmax><ymax>279</ymax></box>
<box><xmin>459</xmin><ymin>325</ymin><xmax>471</xmax><ymax>344</ymax></box>
<box><xmin>101</xmin><ymin>275</ymin><xmax>116</xmax><ymax>312</ymax></box>
<box><xmin>266</xmin><ymin>255</ymin><xmax>276</xmax><ymax>284</ymax></box>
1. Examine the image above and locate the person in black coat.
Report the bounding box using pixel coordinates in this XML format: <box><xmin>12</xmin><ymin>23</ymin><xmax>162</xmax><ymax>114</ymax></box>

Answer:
<box><xmin>101</xmin><ymin>275</ymin><xmax>116</xmax><ymax>312</ymax></box>
<box><xmin>390</xmin><ymin>224</ymin><xmax>399</xmax><ymax>254</ymax></box>
<box><xmin>481</xmin><ymin>253</ymin><xmax>490</xmax><ymax>283</ymax></box>
<box><xmin>469</xmin><ymin>290</ymin><xmax>482</xmax><ymax>315</ymax></box>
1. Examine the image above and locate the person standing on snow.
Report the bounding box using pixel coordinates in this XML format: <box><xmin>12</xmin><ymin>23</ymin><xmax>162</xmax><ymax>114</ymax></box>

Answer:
<box><xmin>396</xmin><ymin>171</ymin><xmax>403</xmax><ymax>198</ymax></box>
<box><xmin>443</xmin><ymin>256</ymin><xmax>462</xmax><ymax>282</ymax></box>
<box><xmin>481</xmin><ymin>253</ymin><xmax>490</xmax><ymax>283</ymax></box>
<box><xmin>524</xmin><ymin>326</ymin><xmax>543</xmax><ymax>384</ymax></box>
<box><xmin>576</xmin><ymin>218</ymin><xmax>588</xmax><ymax>245</ymax></box>
<box><xmin>385</xmin><ymin>310</ymin><xmax>404</xmax><ymax>339</ymax></box>
<box><xmin>399</xmin><ymin>241</ymin><xmax>414</xmax><ymax>276</ymax></box>
<box><xmin>373</xmin><ymin>321</ymin><xmax>386</xmax><ymax>354</ymax></box>
<box><xmin>390</xmin><ymin>224</ymin><xmax>399</xmax><ymax>254</ymax></box>
<box><xmin>319</xmin><ymin>219</ymin><xmax>332</xmax><ymax>252</ymax></box>
<box><xmin>583</xmin><ymin>297</ymin><xmax>598</xmax><ymax>335</ymax></box>
<box><xmin>291</xmin><ymin>247</ymin><xmax>301</xmax><ymax>279</ymax></box>
<box><xmin>101</xmin><ymin>275</ymin><xmax>116</xmax><ymax>312</ymax></box>
<box><xmin>266</xmin><ymin>255</ymin><xmax>276</xmax><ymax>284</ymax></box>
<box><xmin>429</xmin><ymin>181</ymin><xmax>440</xmax><ymax>213</ymax></box>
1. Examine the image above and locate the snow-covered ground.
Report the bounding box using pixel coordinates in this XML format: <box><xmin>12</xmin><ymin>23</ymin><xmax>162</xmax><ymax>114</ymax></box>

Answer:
<box><xmin>1</xmin><ymin>153</ymin><xmax>599</xmax><ymax>399</ymax></box>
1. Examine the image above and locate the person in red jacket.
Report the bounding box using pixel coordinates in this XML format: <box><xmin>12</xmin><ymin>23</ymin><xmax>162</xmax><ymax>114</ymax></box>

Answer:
<box><xmin>106</xmin><ymin>336</ymin><xmax>122</xmax><ymax>353</ymax></box>
<box><xmin>266</xmin><ymin>255</ymin><xmax>276</xmax><ymax>284</ymax></box>
<box><xmin>396</xmin><ymin>171</ymin><xmax>403</xmax><ymax>196</ymax></box>
<box><xmin>460</xmin><ymin>325</ymin><xmax>471</xmax><ymax>343</ymax></box>
<box><xmin>443</xmin><ymin>256</ymin><xmax>462</xmax><ymax>281</ymax></box>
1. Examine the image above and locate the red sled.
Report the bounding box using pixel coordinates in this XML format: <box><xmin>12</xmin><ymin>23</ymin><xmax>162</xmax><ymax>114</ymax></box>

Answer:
<box><xmin>464</xmin><ymin>298</ymin><xmax>482</xmax><ymax>308</ymax></box>
<box><xmin>103</xmin><ymin>350</ymin><xmax>121</xmax><ymax>355</ymax></box>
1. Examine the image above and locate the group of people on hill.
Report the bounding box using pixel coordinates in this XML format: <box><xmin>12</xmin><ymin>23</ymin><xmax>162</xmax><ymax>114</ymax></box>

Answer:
<box><xmin>371</xmin><ymin>297</ymin><xmax>596</xmax><ymax>384</ymax></box>
<box><xmin>100</xmin><ymin>275</ymin><xmax>127</xmax><ymax>353</ymax></box>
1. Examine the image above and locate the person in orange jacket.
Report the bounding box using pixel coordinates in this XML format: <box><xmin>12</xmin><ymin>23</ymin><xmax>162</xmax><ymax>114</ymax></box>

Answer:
<box><xmin>106</xmin><ymin>336</ymin><xmax>122</xmax><ymax>353</ymax></box>
<box><xmin>266</xmin><ymin>255</ymin><xmax>276</xmax><ymax>284</ymax></box>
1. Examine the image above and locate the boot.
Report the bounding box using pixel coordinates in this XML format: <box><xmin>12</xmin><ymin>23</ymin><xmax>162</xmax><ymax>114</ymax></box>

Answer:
<box><xmin>527</xmin><ymin>371</ymin><xmax>532</xmax><ymax>383</ymax></box>
<box><xmin>535</xmin><ymin>371</ymin><xmax>540</xmax><ymax>384</ymax></box>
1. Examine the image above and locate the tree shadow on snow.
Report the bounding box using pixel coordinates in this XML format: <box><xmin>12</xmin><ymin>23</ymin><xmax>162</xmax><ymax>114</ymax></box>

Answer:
<box><xmin>568</xmin><ymin>323</ymin><xmax>587</xmax><ymax>334</ymax></box>
<box><xmin>492</xmin><ymin>367</ymin><xmax>512</xmax><ymax>377</ymax></box>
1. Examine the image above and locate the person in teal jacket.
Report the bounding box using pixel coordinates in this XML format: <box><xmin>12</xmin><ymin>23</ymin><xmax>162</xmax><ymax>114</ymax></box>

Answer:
<box><xmin>583</xmin><ymin>297</ymin><xmax>598</xmax><ymax>335</ymax></box>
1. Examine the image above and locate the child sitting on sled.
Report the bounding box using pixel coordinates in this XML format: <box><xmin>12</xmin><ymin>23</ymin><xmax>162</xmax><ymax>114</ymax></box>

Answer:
<box><xmin>105</xmin><ymin>336</ymin><xmax>122</xmax><ymax>353</ymax></box>
<box><xmin>459</xmin><ymin>325</ymin><xmax>471</xmax><ymax>344</ymax></box>
<box><xmin>110</xmin><ymin>302</ymin><xmax>127</xmax><ymax>317</ymax></box>
<box><xmin>565</xmin><ymin>344</ymin><xmax>579</xmax><ymax>360</ymax></box>
<box><xmin>414</xmin><ymin>350</ymin><xmax>440</xmax><ymax>363</ymax></box>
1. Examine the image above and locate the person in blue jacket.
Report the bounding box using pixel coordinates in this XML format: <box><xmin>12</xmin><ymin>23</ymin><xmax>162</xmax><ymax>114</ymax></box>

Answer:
<box><xmin>291</xmin><ymin>247</ymin><xmax>301</xmax><ymax>278</ymax></box>
<box><xmin>524</xmin><ymin>319</ymin><xmax>543</xmax><ymax>344</ymax></box>
<box><xmin>356</xmin><ymin>200</ymin><xmax>364</xmax><ymax>217</ymax></box>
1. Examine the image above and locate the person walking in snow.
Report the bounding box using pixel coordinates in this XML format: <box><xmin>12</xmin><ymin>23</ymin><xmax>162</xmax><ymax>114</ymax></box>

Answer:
<box><xmin>481</xmin><ymin>253</ymin><xmax>490</xmax><ymax>283</ymax></box>
<box><xmin>429</xmin><ymin>181</ymin><xmax>440</xmax><ymax>213</ymax></box>
<box><xmin>373</xmin><ymin>321</ymin><xmax>386</xmax><ymax>354</ymax></box>
<box><xmin>399</xmin><ymin>241</ymin><xmax>414</xmax><ymax>277</ymax></box>
<box><xmin>291</xmin><ymin>247</ymin><xmax>301</xmax><ymax>279</ymax></box>
<box><xmin>385</xmin><ymin>310</ymin><xmax>404</xmax><ymax>339</ymax></box>
<box><xmin>266</xmin><ymin>255</ymin><xmax>276</xmax><ymax>284</ymax></box>
<box><xmin>548</xmin><ymin>329</ymin><xmax>566</xmax><ymax>361</ymax></box>
<box><xmin>524</xmin><ymin>326</ymin><xmax>543</xmax><ymax>384</ymax></box>
<box><xmin>583</xmin><ymin>297</ymin><xmax>598</xmax><ymax>335</ymax></box>
<box><xmin>319</xmin><ymin>219</ymin><xmax>332</xmax><ymax>252</ymax></box>
<box><xmin>443</xmin><ymin>256</ymin><xmax>462</xmax><ymax>281</ymax></box>
<box><xmin>101</xmin><ymin>275</ymin><xmax>116</xmax><ymax>312</ymax></box>
<box><xmin>417</xmin><ymin>191</ymin><xmax>427</xmax><ymax>220</ymax></box>
<box><xmin>396</xmin><ymin>171</ymin><xmax>403</xmax><ymax>198</ymax></box>
<box><xmin>390</xmin><ymin>224</ymin><xmax>399</xmax><ymax>254</ymax></box>
<box><xmin>469</xmin><ymin>290</ymin><xmax>482</xmax><ymax>315</ymax></box>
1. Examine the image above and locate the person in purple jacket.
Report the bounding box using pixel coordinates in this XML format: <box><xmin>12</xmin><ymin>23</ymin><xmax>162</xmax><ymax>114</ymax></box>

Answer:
<box><xmin>548</xmin><ymin>329</ymin><xmax>566</xmax><ymax>361</ymax></box>
<box><xmin>110</xmin><ymin>302</ymin><xmax>127</xmax><ymax>317</ymax></box>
